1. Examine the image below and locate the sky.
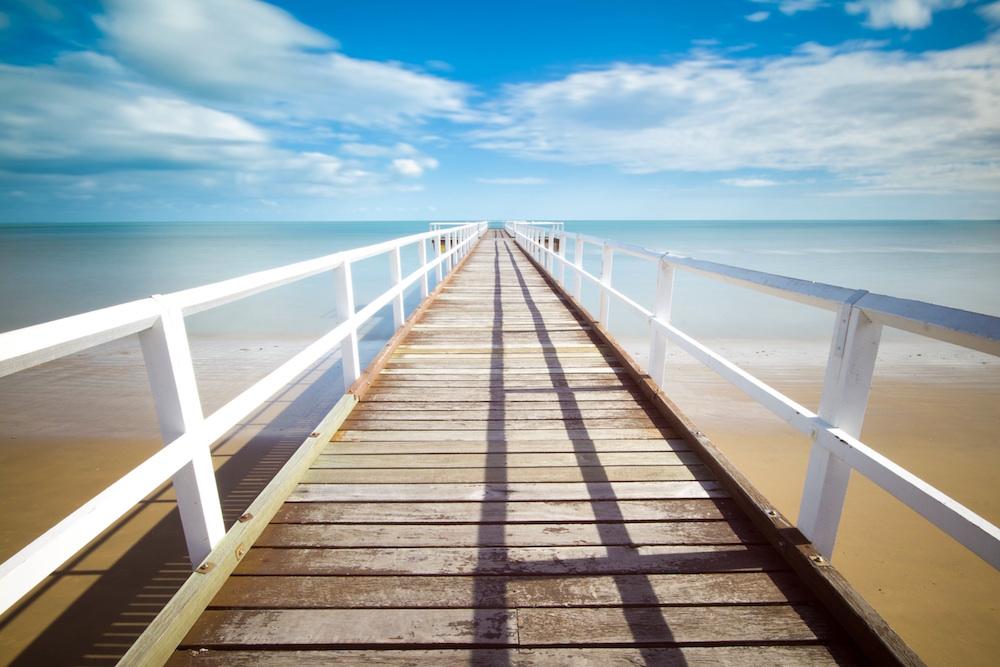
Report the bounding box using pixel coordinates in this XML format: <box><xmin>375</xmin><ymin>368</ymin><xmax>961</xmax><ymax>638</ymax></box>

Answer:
<box><xmin>0</xmin><ymin>0</ymin><xmax>998</xmax><ymax>221</ymax></box>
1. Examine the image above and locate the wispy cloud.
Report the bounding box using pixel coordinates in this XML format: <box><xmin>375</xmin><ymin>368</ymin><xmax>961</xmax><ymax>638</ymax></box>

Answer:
<box><xmin>845</xmin><ymin>0</ymin><xmax>967</xmax><ymax>29</ymax></box>
<box><xmin>476</xmin><ymin>177</ymin><xmax>548</xmax><ymax>185</ymax></box>
<box><xmin>750</xmin><ymin>0</ymin><xmax>825</xmax><ymax>16</ymax></box>
<box><xmin>391</xmin><ymin>157</ymin><xmax>439</xmax><ymax>177</ymax></box>
<box><xmin>98</xmin><ymin>0</ymin><xmax>471</xmax><ymax>128</ymax></box>
<box><xmin>981</xmin><ymin>1</ymin><xmax>1000</xmax><ymax>22</ymax></box>
<box><xmin>746</xmin><ymin>11</ymin><xmax>771</xmax><ymax>22</ymax></box>
<box><xmin>0</xmin><ymin>0</ymin><xmax>465</xmax><ymax>205</ymax></box>
<box><xmin>474</xmin><ymin>39</ymin><xmax>1000</xmax><ymax>193</ymax></box>
<box><xmin>720</xmin><ymin>177</ymin><xmax>780</xmax><ymax>187</ymax></box>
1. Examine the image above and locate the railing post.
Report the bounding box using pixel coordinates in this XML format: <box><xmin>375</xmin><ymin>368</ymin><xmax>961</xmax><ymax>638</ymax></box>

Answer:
<box><xmin>648</xmin><ymin>258</ymin><xmax>675</xmax><ymax>386</ymax></box>
<box><xmin>544</xmin><ymin>231</ymin><xmax>552</xmax><ymax>273</ymax></box>
<box><xmin>139</xmin><ymin>296</ymin><xmax>225</xmax><ymax>567</ymax></box>
<box><xmin>332</xmin><ymin>261</ymin><xmax>361</xmax><ymax>386</ymax></box>
<box><xmin>418</xmin><ymin>237</ymin><xmax>429</xmax><ymax>299</ymax></box>
<box><xmin>389</xmin><ymin>246</ymin><xmax>404</xmax><ymax>328</ymax></box>
<box><xmin>573</xmin><ymin>234</ymin><xmax>584</xmax><ymax>300</ymax></box>
<box><xmin>798</xmin><ymin>297</ymin><xmax>881</xmax><ymax>559</ymax></box>
<box><xmin>599</xmin><ymin>242</ymin><xmax>614</xmax><ymax>327</ymax></box>
<box><xmin>435</xmin><ymin>232</ymin><xmax>443</xmax><ymax>282</ymax></box>
<box><xmin>558</xmin><ymin>231</ymin><xmax>567</xmax><ymax>286</ymax></box>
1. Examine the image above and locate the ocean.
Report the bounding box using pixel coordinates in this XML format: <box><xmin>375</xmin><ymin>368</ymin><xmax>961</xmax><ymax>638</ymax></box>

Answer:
<box><xmin>2</xmin><ymin>220</ymin><xmax>998</xmax><ymax>344</ymax></box>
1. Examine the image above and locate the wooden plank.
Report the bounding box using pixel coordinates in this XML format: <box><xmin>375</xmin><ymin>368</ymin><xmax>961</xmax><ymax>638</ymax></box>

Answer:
<box><xmin>181</xmin><ymin>608</ymin><xmax>518</xmax><ymax>647</ymax></box>
<box><xmin>379</xmin><ymin>368</ymin><xmax>628</xmax><ymax>376</ymax></box>
<box><xmin>363</xmin><ymin>390</ymin><xmax>644</xmax><ymax>402</ymax></box>
<box><xmin>339</xmin><ymin>417</ymin><xmax>669</xmax><ymax>431</ymax></box>
<box><xmin>272</xmin><ymin>499</ymin><xmax>744</xmax><ymax>524</ymax></box>
<box><xmin>332</xmin><ymin>428</ymin><xmax>675</xmax><ymax>442</ymax></box>
<box><xmin>254</xmin><ymin>519</ymin><xmax>758</xmax><ymax>548</ymax></box>
<box><xmin>347</xmin><ymin>406</ymin><xmax>663</xmax><ymax>419</ymax></box>
<box><xmin>350</xmin><ymin>400</ymin><xmax>651</xmax><ymax>412</ymax></box>
<box><xmin>166</xmin><ymin>646</ymin><xmax>857</xmax><ymax>666</ymax></box>
<box><xmin>323</xmin><ymin>439</ymin><xmax>692</xmax><ymax>455</ymax></box>
<box><xmin>233</xmin><ymin>545</ymin><xmax>784</xmax><ymax>575</ymax></box>
<box><xmin>371</xmin><ymin>379</ymin><xmax>634</xmax><ymax>389</ymax></box>
<box><xmin>313</xmin><ymin>452</ymin><xmax>700</xmax><ymax>468</ymax></box>
<box><xmin>516</xmin><ymin>605</ymin><xmax>837</xmax><ymax>645</ymax></box>
<box><xmin>209</xmin><ymin>571</ymin><xmax>806</xmax><ymax>609</ymax></box>
<box><xmin>287</xmin><ymin>481</ymin><xmax>727</xmax><ymax>502</ymax></box>
<box><xmin>300</xmin><ymin>465</ymin><xmax>711</xmax><ymax>484</ymax></box>
<box><xmin>179</xmin><ymin>605</ymin><xmax>834</xmax><ymax>648</ymax></box>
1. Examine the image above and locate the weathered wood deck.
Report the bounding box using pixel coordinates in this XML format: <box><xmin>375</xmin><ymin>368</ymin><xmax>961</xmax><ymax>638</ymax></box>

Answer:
<box><xmin>165</xmin><ymin>231</ymin><xmax>899</xmax><ymax>665</ymax></box>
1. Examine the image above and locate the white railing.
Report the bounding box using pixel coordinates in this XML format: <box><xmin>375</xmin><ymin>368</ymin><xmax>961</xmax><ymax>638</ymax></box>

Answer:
<box><xmin>506</xmin><ymin>221</ymin><xmax>1000</xmax><ymax>569</ymax></box>
<box><xmin>0</xmin><ymin>221</ymin><xmax>488</xmax><ymax>616</ymax></box>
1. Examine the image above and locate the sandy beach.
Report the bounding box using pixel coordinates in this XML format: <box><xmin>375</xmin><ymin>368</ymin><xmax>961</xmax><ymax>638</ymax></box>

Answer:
<box><xmin>0</xmin><ymin>336</ymin><xmax>997</xmax><ymax>665</ymax></box>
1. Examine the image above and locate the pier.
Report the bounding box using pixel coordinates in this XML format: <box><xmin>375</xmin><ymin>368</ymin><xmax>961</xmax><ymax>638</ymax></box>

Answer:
<box><xmin>1</xmin><ymin>224</ymin><xmax>998</xmax><ymax>665</ymax></box>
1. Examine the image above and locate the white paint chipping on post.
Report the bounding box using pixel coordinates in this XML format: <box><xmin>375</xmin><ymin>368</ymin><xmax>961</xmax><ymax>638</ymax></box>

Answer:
<box><xmin>507</xmin><ymin>221</ymin><xmax>1000</xmax><ymax>571</ymax></box>
<box><xmin>0</xmin><ymin>222</ymin><xmax>487</xmax><ymax>618</ymax></box>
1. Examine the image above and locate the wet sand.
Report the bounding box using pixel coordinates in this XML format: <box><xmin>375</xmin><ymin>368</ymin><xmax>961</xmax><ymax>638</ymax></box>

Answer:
<box><xmin>0</xmin><ymin>337</ymin><xmax>998</xmax><ymax>664</ymax></box>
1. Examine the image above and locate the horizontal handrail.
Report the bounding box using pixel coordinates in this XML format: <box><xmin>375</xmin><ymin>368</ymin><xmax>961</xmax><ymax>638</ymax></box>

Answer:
<box><xmin>0</xmin><ymin>221</ymin><xmax>487</xmax><ymax>616</ymax></box>
<box><xmin>507</xmin><ymin>221</ymin><xmax>1000</xmax><ymax>570</ymax></box>
<box><xmin>0</xmin><ymin>225</ymin><xmax>481</xmax><ymax>377</ymax></box>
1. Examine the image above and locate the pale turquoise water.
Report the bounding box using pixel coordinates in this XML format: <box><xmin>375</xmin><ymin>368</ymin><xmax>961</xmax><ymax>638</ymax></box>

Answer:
<box><xmin>565</xmin><ymin>220</ymin><xmax>1000</xmax><ymax>343</ymax></box>
<box><xmin>1</xmin><ymin>220</ymin><xmax>998</xmax><ymax>343</ymax></box>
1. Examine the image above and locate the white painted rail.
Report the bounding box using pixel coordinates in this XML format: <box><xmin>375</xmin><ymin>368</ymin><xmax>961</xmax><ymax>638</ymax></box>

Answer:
<box><xmin>0</xmin><ymin>222</ymin><xmax>487</xmax><ymax>616</ymax></box>
<box><xmin>507</xmin><ymin>221</ymin><xmax>1000</xmax><ymax>570</ymax></box>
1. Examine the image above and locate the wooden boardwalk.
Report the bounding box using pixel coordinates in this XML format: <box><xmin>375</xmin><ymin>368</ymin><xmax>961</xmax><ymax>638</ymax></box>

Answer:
<box><xmin>167</xmin><ymin>231</ymin><xmax>882</xmax><ymax>665</ymax></box>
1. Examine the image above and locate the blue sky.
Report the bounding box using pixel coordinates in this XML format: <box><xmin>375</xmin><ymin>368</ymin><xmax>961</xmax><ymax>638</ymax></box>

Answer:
<box><xmin>0</xmin><ymin>0</ymin><xmax>998</xmax><ymax>221</ymax></box>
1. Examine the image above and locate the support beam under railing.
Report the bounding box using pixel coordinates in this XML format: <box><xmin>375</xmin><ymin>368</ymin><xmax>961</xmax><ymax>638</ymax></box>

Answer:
<box><xmin>139</xmin><ymin>296</ymin><xmax>225</xmax><ymax>566</ymax></box>
<box><xmin>389</xmin><ymin>246</ymin><xmax>405</xmax><ymax>328</ymax></box>
<box><xmin>418</xmin><ymin>238</ymin><xmax>429</xmax><ymax>298</ymax></box>
<box><xmin>799</xmin><ymin>301</ymin><xmax>883</xmax><ymax>558</ymax></box>
<box><xmin>573</xmin><ymin>234</ymin><xmax>584</xmax><ymax>300</ymax></box>
<box><xmin>647</xmin><ymin>259</ymin><xmax>675</xmax><ymax>387</ymax></box>
<box><xmin>333</xmin><ymin>261</ymin><xmax>361</xmax><ymax>387</ymax></box>
<box><xmin>599</xmin><ymin>242</ymin><xmax>614</xmax><ymax>327</ymax></box>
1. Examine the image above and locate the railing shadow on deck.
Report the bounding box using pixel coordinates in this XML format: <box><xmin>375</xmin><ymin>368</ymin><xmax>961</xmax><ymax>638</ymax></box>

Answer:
<box><xmin>495</xmin><ymin>234</ymin><xmax>833</xmax><ymax>662</ymax></box>
<box><xmin>502</xmin><ymin>237</ymin><xmax>682</xmax><ymax>662</ymax></box>
<box><xmin>2</xmin><ymin>329</ymin><xmax>395</xmax><ymax>665</ymax></box>
<box><xmin>471</xmin><ymin>233</ymin><xmax>511</xmax><ymax>663</ymax></box>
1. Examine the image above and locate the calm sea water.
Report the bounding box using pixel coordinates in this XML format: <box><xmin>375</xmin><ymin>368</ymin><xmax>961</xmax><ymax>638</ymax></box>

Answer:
<box><xmin>1</xmin><ymin>220</ymin><xmax>998</xmax><ymax>343</ymax></box>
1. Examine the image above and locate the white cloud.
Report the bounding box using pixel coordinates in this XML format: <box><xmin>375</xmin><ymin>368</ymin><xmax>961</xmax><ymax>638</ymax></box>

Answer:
<box><xmin>97</xmin><ymin>0</ymin><xmax>471</xmax><ymax>127</ymax></box>
<box><xmin>474</xmin><ymin>40</ymin><xmax>1000</xmax><ymax>193</ymax></box>
<box><xmin>0</xmin><ymin>50</ymin><xmax>441</xmax><ymax>203</ymax></box>
<box><xmin>845</xmin><ymin>0</ymin><xmax>966</xmax><ymax>29</ymax></box>
<box><xmin>0</xmin><ymin>56</ymin><xmax>268</xmax><ymax>172</ymax></box>
<box><xmin>476</xmin><ymin>177</ymin><xmax>549</xmax><ymax>185</ymax></box>
<box><xmin>340</xmin><ymin>142</ymin><xmax>417</xmax><ymax>158</ymax></box>
<box><xmin>981</xmin><ymin>1</ymin><xmax>1000</xmax><ymax>22</ymax></box>
<box><xmin>720</xmin><ymin>177</ymin><xmax>780</xmax><ymax>187</ymax></box>
<box><xmin>391</xmin><ymin>157</ymin><xmax>439</xmax><ymax>177</ymax></box>
<box><xmin>751</xmin><ymin>0</ymin><xmax>825</xmax><ymax>15</ymax></box>
<box><xmin>746</xmin><ymin>11</ymin><xmax>772</xmax><ymax>22</ymax></box>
